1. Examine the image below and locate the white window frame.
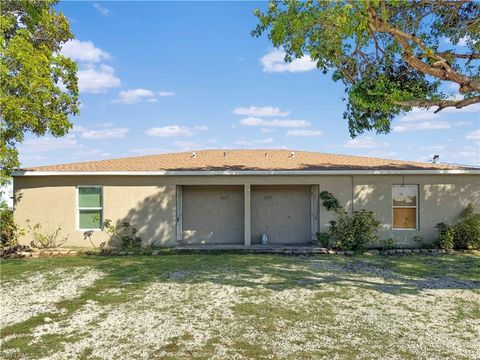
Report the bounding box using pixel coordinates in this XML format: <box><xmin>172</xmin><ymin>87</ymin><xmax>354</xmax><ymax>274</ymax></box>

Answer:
<box><xmin>392</xmin><ymin>184</ymin><xmax>419</xmax><ymax>231</ymax></box>
<box><xmin>77</xmin><ymin>185</ymin><xmax>103</xmax><ymax>231</ymax></box>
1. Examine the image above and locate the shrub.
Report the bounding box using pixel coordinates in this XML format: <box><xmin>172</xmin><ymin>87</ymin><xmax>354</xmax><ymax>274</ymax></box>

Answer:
<box><xmin>1</xmin><ymin>201</ymin><xmax>23</xmax><ymax>248</ymax></box>
<box><xmin>319</xmin><ymin>191</ymin><xmax>342</xmax><ymax>212</ymax></box>
<box><xmin>28</xmin><ymin>222</ymin><xmax>69</xmax><ymax>248</ymax></box>
<box><xmin>435</xmin><ymin>204</ymin><xmax>480</xmax><ymax>250</ymax></box>
<box><xmin>329</xmin><ymin>209</ymin><xmax>381</xmax><ymax>251</ymax></box>
<box><xmin>316</xmin><ymin>232</ymin><xmax>330</xmax><ymax>248</ymax></box>
<box><xmin>102</xmin><ymin>219</ymin><xmax>141</xmax><ymax>249</ymax></box>
<box><xmin>378</xmin><ymin>238</ymin><xmax>395</xmax><ymax>251</ymax></box>
<box><xmin>435</xmin><ymin>222</ymin><xmax>454</xmax><ymax>250</ymax></box>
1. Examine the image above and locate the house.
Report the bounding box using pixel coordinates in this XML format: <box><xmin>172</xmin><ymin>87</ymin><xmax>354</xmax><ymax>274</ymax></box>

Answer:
<box><xmin>12</xmin><ymin>149</ymin><xmax>480</xmax><ymax>248</ymax></box>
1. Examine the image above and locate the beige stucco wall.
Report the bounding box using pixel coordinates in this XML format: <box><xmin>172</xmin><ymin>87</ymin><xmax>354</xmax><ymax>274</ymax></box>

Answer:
<box><xmin>182</xmin><ymin>185</ymin><xmax>244</xmax><ymax>245</ymax></box>
<box><xmin>14</xmin><ymin>176</ymin><xmax>176</xmax><ymax>247</ymax></box>
<box><xmin>13</xmin><ymin>174</ymin><xmax>479</xmax><ymax>248</ymax></box>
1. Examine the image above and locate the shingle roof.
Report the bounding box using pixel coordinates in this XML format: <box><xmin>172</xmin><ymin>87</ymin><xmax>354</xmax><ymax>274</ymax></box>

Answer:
<box><xmin>20</xmin><ymin>149</ymin><xmax>474</xmax><ymax>172</ymax></box>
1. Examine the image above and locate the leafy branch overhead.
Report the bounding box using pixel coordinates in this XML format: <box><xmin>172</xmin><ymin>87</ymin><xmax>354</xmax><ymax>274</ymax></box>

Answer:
<box><xmin>0</xmin><ymin>0</ymin><xmax>79</xmax><ymax>184</ymax></box>
<box><xmin>253</xmin><ymin>0</ymin><xmax>480</xmax><ymax>137</ymax></box>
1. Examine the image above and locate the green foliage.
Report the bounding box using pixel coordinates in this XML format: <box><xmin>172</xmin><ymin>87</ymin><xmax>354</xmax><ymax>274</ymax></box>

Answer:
<box><xmin>436</xmin><ymin>204</ymin><xmax>480</xmax><ymax>250</ymax></box>
<box><xmin>0</xmin><ymin>201</ymin><xmax>23</xmax><ymax>247</ymax></box>
<box><xmin>329</xmin><ymin>209</ymin><xmax>381</xmax><ymax>251</ymax></box>
<box><xmin>435</xmin><ymin>223</ymin><xmax>455</xmax><ymax>250</ymax></box>
<box><xmin>319</xmin><ymin>191</ymin><xmax>341</xmax><ymax>212</ymax></box>
<box><xmin>0</xmin><ymin>0</ymin><xmax>79</xmax><ymax>184</ymax></box>
<box><xmin>316</xmin><ymin>232</ymin><xmax>330</xmax><ymax>248</ymax></box>
<box><xmin>102</xmin><ymin>219</ymin><xmax>142</xmax><ymax>249</ymax></box>
<box><xmin>27</xmin><ymin>221</ymin><xmax>68</xmax><ymax>249</ymax></box>
<box><xmin>253</xmin><ymin>1</ymin><xmax>480</xmax><ymax>138</ymax></box>
<box><xmin>378</xmin><ymin>238</ymin><xmax>395</xmax><ymax>251</ymax></box>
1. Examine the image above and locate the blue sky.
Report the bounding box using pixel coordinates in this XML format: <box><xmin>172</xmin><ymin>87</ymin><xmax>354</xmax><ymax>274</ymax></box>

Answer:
<box><xmin>18</xmin><ymin>1</ymin><xmax>480</xmax><ymax>168</ymax></box>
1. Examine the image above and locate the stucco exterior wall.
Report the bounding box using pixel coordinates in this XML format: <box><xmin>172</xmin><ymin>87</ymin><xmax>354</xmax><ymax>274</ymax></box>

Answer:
<box><xmin>13</xmin><ymin>174</ymin><xmax>479</xmax><ymax>248</ymax></box>
<box><xmin>14</xmin><ymin>176</ymin><xmax>176</xmax><ymax>247</ymax></box>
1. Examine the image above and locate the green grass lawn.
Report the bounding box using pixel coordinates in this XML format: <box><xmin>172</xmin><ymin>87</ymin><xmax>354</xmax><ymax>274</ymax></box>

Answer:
<box><xmin>1</xmin><ymin>253</ymin><xmax>479</xmax><ymax>359</ymax></box>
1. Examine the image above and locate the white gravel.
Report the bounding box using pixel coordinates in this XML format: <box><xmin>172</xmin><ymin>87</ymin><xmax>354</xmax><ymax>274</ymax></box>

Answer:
<box><xmin>1</xmin><ymin>259</ymin><xmax>479</xmax><ymax>359</ymax></box>
<box><xmin>0</xmin><ymin>267</ymin><xmax>105</xmax><ymax>328</ymax></box>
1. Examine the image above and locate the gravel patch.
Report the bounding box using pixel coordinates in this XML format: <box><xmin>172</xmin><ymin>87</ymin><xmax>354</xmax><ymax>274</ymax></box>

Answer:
<box><xmin>0</xmin><ymin>267</ymin><xmax>105</xmax><ymax>328</ymax></box>
<box><xmin>1</xmin><ymin>258</ymin><xmax>479</xmax><ymax>359</ymax></box>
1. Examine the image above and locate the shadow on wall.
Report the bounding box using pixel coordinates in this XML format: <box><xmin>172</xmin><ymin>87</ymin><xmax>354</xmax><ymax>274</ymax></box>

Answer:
<box><xmin>108</xmin><ymin>186</ymin><xmax>175</xmax><ymax>248</ymax></box>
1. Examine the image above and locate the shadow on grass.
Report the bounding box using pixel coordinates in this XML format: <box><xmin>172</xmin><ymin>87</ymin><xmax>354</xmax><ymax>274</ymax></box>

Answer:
<box><xmin>2</xmin><ymin>254</ymin><xmax>479</xmax><ymax>298</ymax></box>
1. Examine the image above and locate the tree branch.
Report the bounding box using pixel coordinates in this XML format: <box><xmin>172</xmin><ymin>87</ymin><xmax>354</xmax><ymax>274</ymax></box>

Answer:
<box><xmin>367</xmin><ymin>7</ymin><xmax>480</xmax><ymax>93</ymax></box>
<box><xmin>392</xmin><ymin>96</ymin><xmax>480</xmax><ymax>113</ymax></box>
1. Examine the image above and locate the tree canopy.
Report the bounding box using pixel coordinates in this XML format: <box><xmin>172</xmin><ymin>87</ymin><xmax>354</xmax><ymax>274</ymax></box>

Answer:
<box><xmin>0</xmin><ymin>0</ymin><xmax>79</xmax><ymax>184</ymax></box>
<box><xmin>253</xmin><ymin>0</ymin><xmax>480</xmax><ymax>137</ymax></box>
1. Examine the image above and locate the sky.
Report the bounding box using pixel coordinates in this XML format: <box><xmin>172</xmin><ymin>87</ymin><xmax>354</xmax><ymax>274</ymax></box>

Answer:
<box><xmin>17</xmin><ymin>1</ymin><xmax>480</xmax><ymax>168</ymax></box>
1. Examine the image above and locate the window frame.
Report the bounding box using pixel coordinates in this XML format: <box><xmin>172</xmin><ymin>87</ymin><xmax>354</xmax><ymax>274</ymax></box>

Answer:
<box><xmin>76</xmin><ymin>185</ymin><xmax>103</xmax><ymax>231</ymax></box>
<box><xmin>392</xmin><ymin>184</ymin><xmax>419</xmax><ymax>231</ymax></box>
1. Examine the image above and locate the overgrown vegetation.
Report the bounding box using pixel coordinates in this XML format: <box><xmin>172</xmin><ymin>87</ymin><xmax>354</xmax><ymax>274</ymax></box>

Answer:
<box><xmin>317</xmin><ymin>192</ymin><xmax>380</xmax><ymax>251</ymax></box>
<box><xmin>0</xmin><ymin>201</ymin><xmax>22</xmax><ymax>248</ymax></box>
<box><xmin>102</xmin><ymin>219</ymin><xmax>142</xmax><ymax>249</ymax></box>
<box><xmin>329</xmin><ymin>209</ymin><xmax>381</xmax><ymax>251</ymax></box>
<box><xmin>27</xmin><ymin>221</ymin><xmax>68</xmax><ymax>249</ymax></box>
<box><xmin>436</xmin><ymin>204</ymin><xmax>480</xmax><ymax>250</ymax></box>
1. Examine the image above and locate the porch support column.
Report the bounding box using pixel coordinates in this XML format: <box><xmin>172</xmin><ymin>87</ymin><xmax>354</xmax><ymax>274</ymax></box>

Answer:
<box><xmin>311</xmin><ymin>185</ymin><xmax>319</xmax><ymax>241</ymax></box>
<box><xmin>244</xmin><ymin>184</ymin><xmax>251</xmax><ymax>246</ymax></box>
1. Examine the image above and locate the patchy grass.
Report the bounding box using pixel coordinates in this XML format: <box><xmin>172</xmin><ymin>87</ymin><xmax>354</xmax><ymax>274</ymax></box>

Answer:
<box><xmin>1</xmin><ymin>253</ymin><xmax>479</xmax><ymax>359</ymax></box>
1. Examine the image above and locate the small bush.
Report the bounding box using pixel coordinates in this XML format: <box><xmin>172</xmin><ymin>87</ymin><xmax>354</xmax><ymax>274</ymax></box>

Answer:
<box><xmin>102</xmin><ymin>219</ymin><xmax>141</xmax><ymax>249</ymax></box>
<box><xmin>319</xmin><ymin>191</ymin><xmax>342</xmax><ymax>212</ymax></box>
<box><xmin>28</xmin><ymin>222</ymin><xmax>69</xmax><ymax>249</ymax></box>
<box><xmin>316</xmin><ymin>232</ymin><xmax>330</xmax><ymax>248</ymax></box>
<box><xmin>435</xmin><ymin>204</ymin><xmax>480</xmax><ymax>250</ymax></box>
<box><xmin>330</xmin><ymin>209</ymin><xmax>380</xmax><ymax>251</ymax></box>
<box><xmin>435</xmin><ymin>223</ymin><xmax>454</xmax><ymax>250</ymax></box>
<box><xmin>1</xmin><ymin>201</ymin><xmax>23</xmax><ymax>248</ymax></box>
<box><xmin>378</xmin><ymin>238</ymin><xmax>395</xmax><ymax>251</ymax></box>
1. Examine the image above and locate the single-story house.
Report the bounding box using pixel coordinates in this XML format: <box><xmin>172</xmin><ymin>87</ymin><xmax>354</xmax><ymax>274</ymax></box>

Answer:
<box><xmin>12</xmin><ymin>149</ymin><xmax>480</xmax><ymax>248</ymax></box>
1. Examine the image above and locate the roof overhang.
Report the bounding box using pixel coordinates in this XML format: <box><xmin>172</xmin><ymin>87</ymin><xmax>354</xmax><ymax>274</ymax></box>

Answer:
<box><xmin>12</xmin><ymin>169</ymin><xmax>480</xmax><ymax>176</ymax></box>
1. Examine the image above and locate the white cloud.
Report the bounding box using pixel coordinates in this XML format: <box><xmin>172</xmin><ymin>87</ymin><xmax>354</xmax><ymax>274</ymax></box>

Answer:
<box><xmin>61</xmin><ymin>39</ymin><xmax>110</xmax><ymax>63</ymax></box>
<box><xmin>400</xmin><ymin>108</ymin><xmax>439</xmax><ymax>122</ymax></box>
<box><xmin>233</xmin><ymin>106</ymin><xmax>289</xmax><ymax>117</ymax></box>
<box><xmin>240</xmin><ymin>117</ymin><xmax>310</xmax><ymax>128</ymax></box>
<box><xmin>260</xmin><ymin>49</ymin><xmax>316</xmax><ymax>73</ymax></box>
<box><xmin>113</xmin><ymin>89</ymin><xmax>175</xmax><ymax>104</ymax></box>
<box><xmin>286</xmin><ymin>129</ymin><xmax>323</xmax><ymax>137</ymax></box>
<box><xmin>19</xmin><ymin>136</ymin><xmax>78</xmax><ymax>153</ymax></box>
<box><xmin>78</xmin><ymin>127</ymin><xmax>129</xmax><ymax>139</ymax></box>
<box><xmin>158</xmin><ymin>91</ymin><xmax>175</xmax><ymax>97</ymax></box>
<box><xmin>93</xmin><ymin>3</ymin><xmax>110</xmax><ymax>15</ymax></box>
<box><xmin>114</xmin><ymin>89</ymin><xmax>156</xmax><ymax>104</ymax></box>
<box><xmin>344</xmin><ymin>136</ymin><xmax>389</xmax><ymax>148</ymax></box>
<box><xmin>255</xmin><ymin>137</ymin><xmax>274</xmax><ymax>144</ymax></box>
<box><xmin>194</xmin><ymin>126</ymin><xmax>209</xmax><ymax>131</ymax></box>
<box><xmin>145</xmin><ymin>126</ymin><xmax>193</xmax><ymax>137</ymax></box>
<box><xmin>261</xmin><ymin>128</ymin><xmax>276</xmax><ymax>133</ymax></box>
<box><xmin>78</xmin><ymin>65</ymin><xmax>120</xmax><ymax>93</ymax></box>
<box><xmin>393</xmin><ymin>121</ymin><xmax>451</xmax><ymax>133</ymax></box>
<box><xmin>466</xmin><ymin>130</ymin><xmax>480</xmax><ymax>140</ymax></box>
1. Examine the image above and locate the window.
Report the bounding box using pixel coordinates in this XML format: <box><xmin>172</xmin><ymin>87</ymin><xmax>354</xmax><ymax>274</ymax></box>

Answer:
<box><xmin>392</xmin><ymin>185</ymin><xmax>418</xmax><ymax>230</ymax></box>
<box><xmin>78</xmin><ymin>186</ymin><xmax>103</xmax><ymax>230</ymax></box>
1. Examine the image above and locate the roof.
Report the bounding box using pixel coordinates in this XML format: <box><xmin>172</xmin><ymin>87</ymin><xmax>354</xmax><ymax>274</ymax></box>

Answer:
<box><xmin>14</xmin><ymin>150</ymin><xmax>478</xmax><ymax>176</ymax></box>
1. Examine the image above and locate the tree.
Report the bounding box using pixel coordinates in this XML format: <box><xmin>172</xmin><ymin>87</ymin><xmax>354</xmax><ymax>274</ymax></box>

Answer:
<box><xmin>253</xmin><ymin>0</ymin><xmax>479</xmax><ymax>137</ymax></box>
<box><xmin>1</xmin><ymin>0</ymin><xmax>79</xmax><ymax>184</ymax></box>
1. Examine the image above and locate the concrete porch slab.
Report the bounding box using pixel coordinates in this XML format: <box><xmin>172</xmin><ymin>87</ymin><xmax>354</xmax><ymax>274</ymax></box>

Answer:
<box><xmin>175</xmin><ymin>244</ymin><xmax>329</xmax><ymax>254</ymax></box>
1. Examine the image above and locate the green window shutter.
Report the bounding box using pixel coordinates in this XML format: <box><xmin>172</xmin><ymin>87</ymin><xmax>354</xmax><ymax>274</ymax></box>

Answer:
<box><xmin>79</xmin><ymin>187</ymin><xmax>102</xmax><ymax>208</ymax></box>
<box><xmin>79</xmin><ymin>209</ymin><xmax>102</xmax><ymax>229</ymax></box>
